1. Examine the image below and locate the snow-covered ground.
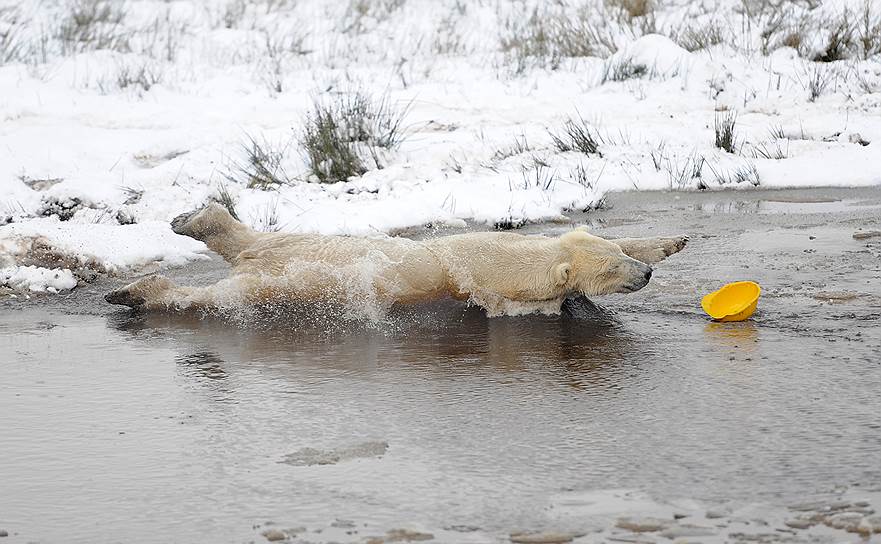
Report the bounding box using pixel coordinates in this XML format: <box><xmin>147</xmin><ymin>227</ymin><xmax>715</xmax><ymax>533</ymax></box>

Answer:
<box><xmin>1</xmin><ymin>0</ymin><xmax>880</xmax><ymax>292</ymax></box>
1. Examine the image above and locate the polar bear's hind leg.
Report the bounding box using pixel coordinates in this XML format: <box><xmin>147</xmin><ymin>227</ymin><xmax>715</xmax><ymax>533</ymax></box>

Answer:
<box><xmin>170</xmin><ymin>203</ymin><xmax>259</xmax><ymax>262</ymax></box>
<box><xmin>614</xmin><ymin>235</ymin><xmax>688</xmax><ymax>265</ymax></box>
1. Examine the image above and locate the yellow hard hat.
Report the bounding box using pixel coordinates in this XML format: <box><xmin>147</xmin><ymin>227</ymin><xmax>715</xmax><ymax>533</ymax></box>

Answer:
<box><xmin>701</xmin><ymin>281</ymin><xmax>761</xmax><ymax>322</ymax></box>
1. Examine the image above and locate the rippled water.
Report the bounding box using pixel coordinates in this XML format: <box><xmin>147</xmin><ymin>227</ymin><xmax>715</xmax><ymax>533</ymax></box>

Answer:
<box><xmin>2</xmin><ymin>297</ymin><xmax>880</xmax><ymax>543</ymax></box>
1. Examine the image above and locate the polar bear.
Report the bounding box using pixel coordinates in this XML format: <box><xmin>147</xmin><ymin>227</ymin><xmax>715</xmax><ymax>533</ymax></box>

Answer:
<box><xmin>105</xmin><ymin>204</ymin><xmax>687</xmax><ymax>316</ymax></box>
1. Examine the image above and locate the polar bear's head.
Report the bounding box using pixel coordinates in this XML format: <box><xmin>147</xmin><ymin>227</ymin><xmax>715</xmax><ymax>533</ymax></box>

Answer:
<box><xmin>554</xmin><ymin>230</ymin><xmax>653</xmax><ymax>296</ymax></box>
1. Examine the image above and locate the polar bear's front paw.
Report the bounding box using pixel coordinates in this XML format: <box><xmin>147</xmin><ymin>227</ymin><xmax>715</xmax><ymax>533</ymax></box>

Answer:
<box><xmin>105</xmin><ymin>275</ymin><xmax>174</xmax><ymax>308</ymax></box>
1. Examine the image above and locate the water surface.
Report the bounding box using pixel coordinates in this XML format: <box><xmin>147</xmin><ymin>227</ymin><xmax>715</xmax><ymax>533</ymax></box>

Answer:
<box><xmin>2</xmin><ymin>187</ymin><xmax>881</xmax><ymax>543</ymax></box>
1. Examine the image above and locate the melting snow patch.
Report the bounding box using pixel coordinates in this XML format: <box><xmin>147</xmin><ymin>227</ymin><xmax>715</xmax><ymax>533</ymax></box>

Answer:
<box><xmin>1</xmin><ymin>265</ymin><xmax>77</xmax><ymax>293</ymax></box>
<box><xmin>0</xmin><ymin>220</ymin><xmax>209</xmax><ymax>272</ymax></box>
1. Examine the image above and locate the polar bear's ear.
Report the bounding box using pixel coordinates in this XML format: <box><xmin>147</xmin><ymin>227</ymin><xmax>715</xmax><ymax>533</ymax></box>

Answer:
<box><xmin>561</xmin><ymin>230</ymin><xmax>591</xmax><ymax>247</ymax></box>
<box><xmin>575</xmin><ymin>225</ymin><xmax>589</xmax><ymax>232</ymax></box>
<box><xmin>554</xmin><ymin>263</ymin><xmax>571</xmax><ymax>286</ymax></box>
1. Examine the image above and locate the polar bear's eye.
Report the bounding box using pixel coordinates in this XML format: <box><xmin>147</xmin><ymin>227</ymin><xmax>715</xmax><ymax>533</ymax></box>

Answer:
<box><xmin>602</xmin><ymin>262</ymin><xmax>621</xmax><ymax>276</ymax></box>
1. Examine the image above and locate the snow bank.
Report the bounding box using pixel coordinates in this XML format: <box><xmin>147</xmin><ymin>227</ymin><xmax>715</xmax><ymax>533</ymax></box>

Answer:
<box><xmin>0</xmin><ymin>220</ymin><xmax>208</xmax><ymax>272</ymax></box>
<box><xmin>0</xmin><ymin>265</ymin><xmax>77</xmax><ymax>293</ymax></box>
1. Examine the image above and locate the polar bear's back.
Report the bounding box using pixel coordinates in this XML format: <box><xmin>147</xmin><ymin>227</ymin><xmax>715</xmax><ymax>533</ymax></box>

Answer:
<box><xmin>231</xmin><ymin>232</ymin><xmax>449</xmax><ymax>303</ymax></box>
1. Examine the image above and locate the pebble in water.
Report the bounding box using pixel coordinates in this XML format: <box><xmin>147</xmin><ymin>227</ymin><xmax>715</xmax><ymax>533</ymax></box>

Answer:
<box><xmin>729</xmin><ymin>532</ymin><xmax>800</xmax><ymax>543</ymax></box>
<box><xmin>445</xmin><ymin>525</ymin><xmax>480</xmax><ymax>532</ymax></box>
<box><xmin>657</xmin><ymin>524</ymin><xmax>717</xmax><ymax>539</ymax></box>
<box><xmin>853</xmin><ymin>230</ymin><xmax>881</xmax><ymax>240</ymax></box>
<box><xmin>366</xmin><ymin>529</ymin><xmax>435</xmax><ymax>543</ymax></box>
<box><xmin>385</xmin><ymin>528</ymin><xmax>434</xmax><ymax>542</ymax></box>
<box><xmin>607</xmin><ymin>535</ymin><xmax>657</xmax><ymax>544</ymax></box>
<box><xmin>509</xmin><ymin>531</ymin><xmax>584</xmax><ymax>543</ymax></box>
<box><xmin>822</xmin><ymin>512</ymin><xmax>871</xmax><ymax>535</ymax></box>
<box><xmin>261</xmin><ymin>529</ymin><xmax>286</xmax><ymax>541</ymax></box>
<box><xmin>615</xmin><ymin>517</ymin><xmax>671</xmax><ymax>533</ymax></box>
<box><xmin>783</xmin><ymin>518</ymin><xmax>814</xmax><ymax>530</ymax></box>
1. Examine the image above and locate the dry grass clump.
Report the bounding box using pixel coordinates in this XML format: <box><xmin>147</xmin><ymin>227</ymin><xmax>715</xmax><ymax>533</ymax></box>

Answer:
<box><xmin>606</xmin><ymin>0</ymin><xmax>653</xmax><ymax>19</ymax></box>
<box><xmin>749</xmin><ymin>1</ymin><xmax>879</xmax><ymax>61</ymax></box>
<box><xmin>650</xmin><ymin>143</ymin><xmax>707</xmax><ymax>189</ymax></box>
<box><xmin>492</xmin><ymin>134</ymin><xmax>532</xmax><ymax>161</ymax></box>
<box><xmin>432</xmin><ymin>7</ymin><xmax>470</xmax><ymax>56</ymax></box>
<box><xmin>5</xmin><ymin>1</ymin><xmax>194</xmax><ymax>67</ymax></box>
<box><xmin>809</xmin><ymin>3</ymin><xmax>881</xmax><ymax>62</ymax></box>
<box><xmin>814</xmin><ymin>10</ymin><xmax>857</xmax><ymax>62</ymax></box>
<box><xmin>750</xmin><ymin>140</ymin><xmax>788</xmax><ymax>160</ymax></box>
<box><xmin>667</xmin><ymin>154</ymin><xmax>707</xmax><ymax>189</ymax></box>
<box><xmin>674</xmin><ymin>21</ymin><xmax>727</xmax><ymax>52</ymax></box>
<box><xmin>341</xmin><ymin>0</ymin><xmax>407</xmax><ymax>34</ymax></box>
<box><xmin>226</xmin><ymin>134</ymin><xmax>294</xmax><ymax>190</ymax></box>
<box><xmin>302</xmin><ymin>104</ymin><xmax>367</xmax><ymax>183</ymax></box>
<box><xmin>221</xmin><ymin>0</ymin><xmax>296</xmax><ymax>27</ymax></box>
<box><xmin>714</xmin><ymin>111</ymin><xmax>738</xmax><ymax>154</ymax></box>
<box><xmin>802</xmin><ymin>63</ymin><xmax>834</xmax><ymax>101</ymax></box>
<box><xmin>603</xmin><ymin>0</ymin><xmax>657</xmax><ymax>35</ymax></box>
<box><xmin>857</xmin><ymin>0</ymin><xmax>881</xmax><ymax>59</ymax></box>
<box><xmin>301</xmin><ymin>90</ymin><xmax>409</xmax><ymax>183</ymax></box>
<box><xmin>138</xmin><ymin>9</ymin><xmax>189</xmax><ymax>63</ymax></box>
<box><xmin>259</xmin><ymin>29</ymin><xmax>309</xmax><ymax>94</ymax></box>
<box><xmin>112</xmin><ymin>62</ymin><xmax>164</xmax><ymax>94</ymax></box>
<box><xmin>601</xmin><ymin>55</ymin><xmax>648</xmax><ymax>82</ymax></box>
<box><xmin>251</xmin><ymin>199</ymin><xmax>281</xmax><ymax>232</ymax></box>
<box><xmin>212</xmin><ymin>183</ymin><xmax>240</xmax><ymax>220</ymax></box>
<box><xmin>221</xmin><ymin>0</ymin><xmax>248</xmax><ymax>29</ymax></box>
<box><xmin>755</xmin><ymin>7</ymin><xmax>812</xmax><ymax>56</ymax></box>
<box><xmin>57</xmin><ymin>0</ymin><xmax>130</xmax><ymax>55</ymax></box>
<box><xmin>549</xmin><ymin>116</ymin><xmax>603</xmax><ymax>157</ymax></box>
<box><xmin>0</xmin><ymin>6</ymin><xmax>24</xmax><ymax>65</ymax></box>
<box><xmin>519</xmin><ymin>162</ymin><xmax>557</xmax><ymax>191</ymax></box>
<box><xmin>499</xmin><ymin>7</ymin><xmax>617</xmax><ymax>74</ymax></box>
<box><xmin>603</xmin><ymin>0</ymin><xmax>655</xmax><ymax>19</ymax></box>
<box><xmin>708</xmin><ymin>161</ymin><xmax>761</xmax><ymax>186</ymax></box>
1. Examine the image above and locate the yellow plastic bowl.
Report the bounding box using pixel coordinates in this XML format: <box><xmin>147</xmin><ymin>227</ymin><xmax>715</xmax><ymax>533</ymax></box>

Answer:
<box><xmin>701</xmin><ymin>281</ymin><xmax>761</xmax><ymax>322</ymax></box>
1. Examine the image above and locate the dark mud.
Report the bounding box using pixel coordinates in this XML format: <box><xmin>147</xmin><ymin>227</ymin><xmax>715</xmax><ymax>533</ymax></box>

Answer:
<box><xmin>1</xmin><ymin>187</ymin><xmax>880</xmax><ymax>544</ymax></box>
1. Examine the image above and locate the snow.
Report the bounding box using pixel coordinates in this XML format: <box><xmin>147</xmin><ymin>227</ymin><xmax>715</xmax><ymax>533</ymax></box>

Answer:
<box><xmin>0</xmin><ymin>219</ymin><xmax>208</xmax><ymax>270</ymax></box>
<box><xmin>1</xmin><ymin>265</ymin><xmax>77</xmax><ymax>293</ymax></box>
<box><xmin>1</xmin><ymin>0</ymin><xmax>880</xmax><ymax>293</ymax></box>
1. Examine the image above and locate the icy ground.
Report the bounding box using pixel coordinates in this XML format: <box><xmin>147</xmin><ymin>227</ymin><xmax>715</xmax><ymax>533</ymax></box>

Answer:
<box><xmin>1</xmin><ymin>0</ymin><xmax>880</xmax><ymax>292</ymax></box>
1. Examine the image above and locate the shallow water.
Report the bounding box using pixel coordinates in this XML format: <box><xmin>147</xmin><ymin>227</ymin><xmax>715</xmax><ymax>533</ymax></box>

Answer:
<box><xmin>2</xmin><ymin>187</ymin><xmax>881</xmax><ymax>543</ymax></box>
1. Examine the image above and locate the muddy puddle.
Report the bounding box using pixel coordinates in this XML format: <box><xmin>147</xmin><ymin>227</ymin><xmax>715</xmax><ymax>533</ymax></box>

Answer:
<box><xmin>2</xmin><ymin>187</ymin><xmax>881</xmax><ymax>544</ymax></box>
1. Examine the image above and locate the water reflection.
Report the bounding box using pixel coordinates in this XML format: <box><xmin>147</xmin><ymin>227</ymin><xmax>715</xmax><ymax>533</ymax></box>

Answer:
<box><xmin>691</xmin><ymin>198</ymin><xmax>881</xmax><ymax>216</ymax></box>
<box><xmin>693</xmin><ymin>200</ymin><xmax>763</xmax><ymax>214</ymax></box>
<box><xmin>703</xmin><ymin>321</ymin><xmax>759</xmax><ymax>353</ymax></box>
<box><xmin>106</xmin><ymin>296</ymin><xmax>640</xmax><ymax>392</ymax></box>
